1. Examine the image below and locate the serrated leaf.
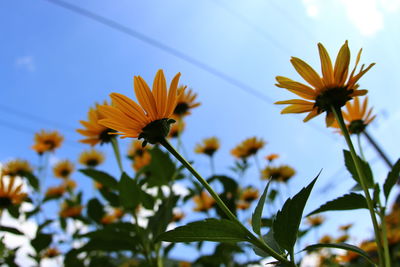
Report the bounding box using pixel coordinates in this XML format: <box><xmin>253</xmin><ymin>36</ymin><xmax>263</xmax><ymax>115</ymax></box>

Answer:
<box><xmin>0</xmin><ymin>226</ymin><xmax>23</xmax><ymax>235</ymax></box>
<box><xmin>79</xmin><ymin>169</ymin><xmax>118</xmax><ymax>189</ymax></box>
<box><xmin>273</xmin><ymin>175</ymin><xmax>318</xmax><ymax>252</ymax></box>
<box><xmin>303</xmin><ymin>243</ymin><xmax>374</xmax><ymax>265</ymax></box>
<box><xmin>383</xmin><ymin>158</ymin><xmax>400</xmax><ymax>201</ymax></box>
<box><xmin>343</xmin><ymin>150</ymin><xmax>374</xmax><ymax>188</ymax></box>
<box><xmin>253</xmin><ymin>229</ymin><xmax>282</xmax><ymax>257</ymax></box>
<box><xmin>307</xmin><ymin>193</ymin><xmax>368</xmax><ymax>216</ymax></box>
<box><xmin>156</xmin><ymin>219</ymin><xmax>250</xmax><ymax>243</ymax></box>
<box><xmin>252</xmin><ymin>181</ymin><xmax>271</xmax><ymax>236</ymax></box>
<box><xmin>144</xmin><ymin>147</ymin><xmax>177</xmax><ymax>186</ymax></box>
<box><xmin>118</xmin><ymin>173</ymin><xmax>140</xmax><ymax>210</ymax></box>
<box><xmin>31</xmin><ymin>233</ymin><xmax>52</xmax><ymax>253</ymax></box>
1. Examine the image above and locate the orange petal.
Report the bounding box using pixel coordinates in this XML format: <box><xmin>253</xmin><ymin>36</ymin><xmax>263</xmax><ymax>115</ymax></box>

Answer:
<box><xmin>275</xmin><ymin>76</ymin><xmax>316</xmax><ymax>100</ymax></box>
<box><xmin>290</xmin><ymin>57</ymin><xmax>324</xmax><ymax>89</ymax></box>
<box><xmin>134</xmin><ymin>76</ymin><xmax>158</xmax><ymax>120</ymax></box>
<box><xmin>318</xmin><ymin>43</ymin><xmax>334</xmax><ymax>86</ymax></box>
<box><xmin>333</xmin><ymin>41</ymin><xmax>350</xmax><ymax>86</ymax></box>
<box><xmin>152</xmin><ymin>70</ymin><xmax>167</xmax><ymax>117</ymax></box>
<box><xmin>110</xmin><ymin>93</ymin><xmax>148</xmax><ymax>123</ymax></box>
<box><xmin>280</xmin><ymin>104</ymin><xmax>314</xmax><ymax>114</ymax></box>
<box><xmin>165</xmin><ymin>72</ymin><xmax>181</xmax><ymax>117</ymax></box>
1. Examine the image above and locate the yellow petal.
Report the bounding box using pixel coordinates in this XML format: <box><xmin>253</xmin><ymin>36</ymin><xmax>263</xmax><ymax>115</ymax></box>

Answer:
<box><xmin>134</xmin><ymin>76</ymin><xmax>158</xmax><ymax>120</ymax></box>
<box><xmin>275</xmin><ymin>76</ymin><xmax>316</xmax><ymax>100</ymax></box>
<box><xmin>333</xmin><ymin>41</ymin><xmax>350</xmax><ymax>86</ymax></box>
<box><xmin>303</xmin><ymin>108</ymin><xmax>320</xmax><ymax>122</ymax></box>
<box><xmin>318</xmin><ymin>43</ymin><xmax>334</xmax><ymax>86</ymax></box>
<box><xmin>110</xmin><ymin>93</ymin><xmax>148</xmax><ymax>123</ymax></box>
<box><xmin>152</xmin><ymin>69</ymin><xmax>167</xmax><ymax>117</ymax></box>
<box><xmin>275</xmin><ymin>99</ymin><xmax>314</xmax><ymax>105</ymax></box>
<box><xmin>280</xmin><ymin>104</ymin><xmax>314</xmax><ymax>114</ymax></box>
<box><xmin>325</xmin><ymin>112</ymin><xmax>335</xmax><ymax>127</ymax></box>
<box><xmin>290</xmin><ymin>57</ymin><xmax>324</xmax><ymax>89</ymax></box>
<box><xmin>165</xmin><ymin>72</ymin><xmax>181</xmax><ymax>117</ymax></box>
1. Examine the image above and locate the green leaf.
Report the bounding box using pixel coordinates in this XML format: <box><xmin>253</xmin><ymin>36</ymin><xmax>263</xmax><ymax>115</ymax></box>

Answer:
<box><xmin>22</xmin><ymin>172</ymin><xmax>39</xmax><ymax>191</ymax></box>
<box><xmin>144</xmin><ymin>147</ymin><xmax>177</xmax><ymax>186</ymax></box>
<box><xmin>31</xmin><ymin>233</ymin><xmax>52</xmax><ymax>253</ymax></box>
<box><xmin>79</xmin><ymin>169</ymin><xmax>118</xmax><ymax>189</ymax></box>
<box><xmin>303</xmin><ymin>243</ymin><xmax>374</xmax><ymax>265</ymax></box>
<box><xmin>38</xmin><ymin>220</ymin><xmax>53</xmax><ymax>232</ymax></box>
<box><xmin>252</xmin><ymin>181</ymin><xmax>271</xmax><ymax>236</ymax></box>
<box><xmin>343</xmin><ymin>150</ymin><xmax>374</xmax><ymax>188</ymax></box>
<box><xmin>148</xmin><ymin>194</ymin><xmax>179</xmax><ymax>238</ymax></box>
<box><xmin>373</xmin><ymin>183</ymin><xmax>380</xmax><ymax>206</ymax></box>
<box><xmin>253</xmin><ymin>229</ymin><xmax>282</xmax><ymax>257</ymax></box>
<box><xmin>156</xmin><ymin>219</ymin><xmax>250</xmax><ymax>243</ymax></box>
<box><xmin>307</xmin><ymin>193</ymin><xmax>368</xmax><ymax>216</ymax></box>
<box><xmin>118</xmin><ymin>173</ymin><xmax>140</xmax><ymax>210</ymax></box>
<box><xmin>87</xmin><ymin>198</ymin><xmax>105</xmax><ymax>223</ymax></box>
<box><xmin>273</xmin><ymin>174</ymin><xmax>318</xmax><ymax>252</ymax></box>
<box><xmin>0</xmin><ymin>226</ymin><xmax>23</xmax><ymax>235</ymax></box>
<box><xmin>99</xmin><ymin>189</ymin><xmax>120</xmax><ymax>207</ymax></box>
<box><xmin>383</xmin><ymin>158</ymin><xmax>400</xmax><ymax>201</ymax></box>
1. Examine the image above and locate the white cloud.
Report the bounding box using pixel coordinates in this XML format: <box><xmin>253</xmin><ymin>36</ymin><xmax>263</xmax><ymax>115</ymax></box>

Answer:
<box><xmin>15</xmin><ymin>56</ymin><xmax>36</xmax><ymax>72</ymax></box>
<box><xmin>302</xmin><ymin>0</ymin><xmax>321</xmax><ymax>18</ymax></box>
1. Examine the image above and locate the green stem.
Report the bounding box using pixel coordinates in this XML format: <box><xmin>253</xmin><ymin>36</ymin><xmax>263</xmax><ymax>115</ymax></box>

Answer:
<box><xmin>357</xmin><ymin>134</ymin><xmax>366</xmax><ymax>160</ymax></box>
<box><xmin>111</xmin><ymin>137</ymin><xmax>124</xmax><ymax>173</ymax></box>
<box><xmin>209</xmin><ymin>155</ymin><xmax>215</xmax><ymax>176</ymax></box>
<box><xmin>331</xmin><ymin>106</ymin><xmax>387</xmax><ymax>267</ymax></box>
<box><xmin>160</xmin><ymin>138</ymin><xmax>289</xmax><ymax>264</ymax></box>
<box><xmin>379</xmin><ymin>205</ymin><xmax>392</xmax><ymax>266</ymax></box>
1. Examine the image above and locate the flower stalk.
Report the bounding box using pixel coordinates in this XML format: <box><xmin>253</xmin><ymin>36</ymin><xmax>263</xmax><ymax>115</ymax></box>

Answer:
<box><xmin>160</xmin><ymin>138</ymin><xmax>290</xmax><ymax>264</ymax></box>
<box><xmin>111</xmin><ymin>137</ymin><xmax>124</xmax><ymax>173</ymax></box>
<box><xmin>331</xmin><ymin>105</ymin><xmax>388</xmax><ymax>267</ymax></box>
<box><xmin>363</xmin><ymin>130</ymin><xmax>393</xmax><ymax>169</ymax></box>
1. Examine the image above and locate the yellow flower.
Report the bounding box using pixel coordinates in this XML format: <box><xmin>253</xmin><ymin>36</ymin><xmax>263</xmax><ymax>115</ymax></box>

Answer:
<box><xmin>194</xmin><ymin>137</ymin><xmax>220</xmax><ymax>157</ymax></box>
<box><xmin>128</xmin><ymin>141</ymin><xmax>152</xmax><ymax>171</ymax></box>
<box><xmin>193</xmin><ymin>191</ymin><xmax>216</xmax><ymax>212</ymax></box>
<box><xmin>239</xmin><ymin>187</ymin><xmax>259</xmax><ymax>203</ymax></box>
<box><xmin>98</xmin><ymin>70</ymin><xmax>182</xmax><ymax>146</ymax></box>
<box><xmin>173</xmin><ymin>86</ymin><xmax>200</xmax><ymax>117</ymax></box>
<box><xmin>179</xmin><ymin>261</ymin><xmax>191</xmax><ymax>267</ymax></box>
<box><xmin>331</xmin><ymin>97</ymin><xmax>376</xmax><ymax>134</ymax></box>
<box><xmin>32</xmin><ymin>130</ymin><xmax>63</xmax><ymax>154</ymax></box>
<box><xmin>339</xmin><ymin>223</ymin><xmax>353</xmax><ymax>231</ymax></box>
<box><xmin>78</xmin><ymin>149</ymin><xmax>105</xmax><ymax>167</ymax></box>
<box><xmin>319</xmin><ymin>235</ymin><xmax>332</xmax><ymax>244</ymax></box>
<box><xmin>59</xmin><ymin>202</ymin><xmax>83</xmax><ymax>218</ymax></box>
<box><xmin>77</xmin><ymin>101</ymin><xmax>115</xmax><ymax>146</ymax></box>
<box><xmin>171</xmin><ymin>211</ymin><xmax>185</xmax><ymax>222</ymax></box>
<box><xmin>63</xmin><ymin>179</ymin><xmax>77</xmax><ymax>191</ymax></box>
<box><xmin>45</xmin><ymin>185</ymin><xmax>66</xmax><ymax>198</ymax></box>
<box><xmin>0</xmin><ymin>175</ymin><xmax>27</xmax><ymax>208</ymax></box>
<box><xmin>261</xmin><ymin>165</ymin><xmax>295</xmax><ymax>183</ymax></box>
<box><xmin>100</xmin><ymin>208</ymin><xmax>124</xmax><ymax>225</ymax></box>
<box><xmin>53</xmin><ymin>160</ymin><xmax>74</xmax><ymax>179</ymax></box>
<box><xmin>265</xmin><ymin>153</ymin><xmax>279</xmax><ymax>162</ymax></box>
<box><xmin>231</xmin><ymin>137</ymin><xmax>265</xmax><ymax>159</ymax></box>
<box><xmin>306</xmin><ymin>215</ymin><xmax>325</xmax><ymax>227</ymax></box>
<box><xmin>2</xmin><ymin>159</ymin><xmax>32</xmax><ymax>177</ymax></box>
<box><xmin>275</xmin><ymin>41</ymin><xmax>375</xmax><ymax>126</ymax></box>
<box><xmin>236</xmin><ymin>201</ymin><xmax>250</xmax><ymax>210</ymax></box>
<box><xmin>335</xmin><ymin>234</ymin><xmax>349</xmax><ymax>243</ymax></box>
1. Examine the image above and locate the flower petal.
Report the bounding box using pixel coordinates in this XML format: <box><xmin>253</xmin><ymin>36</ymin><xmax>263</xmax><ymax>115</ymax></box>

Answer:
<box><xmin>290</xmin><ymin>57</ymin><xmax>324</xmax><ymax>89</ymax></box>
<box><xmin>318</xmin><ymin>43</ymin><xmax>334</xmax><ymax>86</ymax></box>
<box><xmin>134</xmin><ymin>76</ymin><xmax>158</xmax><ymax>120</ymax></box>
<box><xmin>152</xmin><ymin>69</ymin><xmax>167</xmax><ymax>117</ymax></box>
<box><xmin>110</xmin><ymin>93</ymin><xmax>148</xmax><ymax>123</ymax></box>
<box><xmin>275</xmin><ymin>76</ymin><xmax>316</xmax><ymax>100</ymax></box>
<box><xmin>165</xmin><ymin>72</ymin><xmax>181</xmax><ymax>117</ymax></box>
<box><xmin>280</xmin><ymin>104</ymin><xmax>314</xmax><ymax>114</ymax></box>
<box><xmin>303</xmin><ymin>108</ymin><xmax>320</xmax><ymax>122</ymax></box>
<box><xmin>333</xmin><ymin>41</ymin><xmax>350</xmax><ymax>86</ymax></box>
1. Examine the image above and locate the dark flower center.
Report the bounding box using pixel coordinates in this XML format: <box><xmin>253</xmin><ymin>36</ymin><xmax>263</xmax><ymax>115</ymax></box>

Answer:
<box><xmin>139</xmin><ymin>118</ymin><xmax>175</xmax><ymax>146</ymax></box>
<box><xmin>348</xmin><ymin>119</ymin><xmax>366</xmax><ymax>135</ymax></box>
<box><xmin>204</xmin><ymin>148</ymin><xmax>217</xmax><ymax>157</ymax></box>
<box><xmin>99</xmin><ymin>128</ymin><xmax>116</xmax><ymax>144</ymax></box>
<box><xmin>86</xmin><ymin>159</ymin><xmax>99</xmax><ymax>167</ymax></box>
<box><xmin>174</xmin><ymin>102</ymin><xmax>189</xmax><ymax>115</ymax></box>
<box><xmin>0</xmin><ymin>197</ymin><xmax>13</xmax><ymax>208</ymax></box>
<box><xmin>314</xmin><ymin>87</ymin><xmax>353</xmax><ymax>113</ymax></box>
<box><xmin>60</xmin><ymin>169</ymin><xmax>71</xmax><ymax>177</ymax></box>
<box><xmin>44</xmin><ymin>140</ymin><xmax>56</xmax><ymax>149</ymax></box>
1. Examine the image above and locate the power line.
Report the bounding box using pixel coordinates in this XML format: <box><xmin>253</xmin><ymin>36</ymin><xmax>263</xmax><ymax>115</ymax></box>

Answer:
<box><xmin>0</xmin><ymin>104</ymin><xmax>76</xmax><ymax>134</ymax></box>
<box><xmin>42</xmin><ymin>0</ymin><xmax>335</xmax><ymax>140</ymax></box>
<box><xmin>43</xmin><ymin>0</ymin><xmax>275</xmax><ymax>104</ymax></box>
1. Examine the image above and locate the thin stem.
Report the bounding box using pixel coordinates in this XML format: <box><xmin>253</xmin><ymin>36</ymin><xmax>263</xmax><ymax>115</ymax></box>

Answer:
<box><xmin>160</xmin><ymin>138</ymin><xmax>289</xmax><ymax>264</ymax></box>
<box><xmin>357</xmin><ymin>134</ymin><xmax>366</xmax><ymax>160</ymax></box>
<box><xmin>209</xmin><ymin>156</ymin><xmax>215</xmax><ymax>176</ymax></box>
<box><xmin>111</xmin><ymin>137</ymin><xmax>124</xmax><ymax>173</ymax></box>
<box><xmin>380</xmin><ymin>206</ymin><xmax>392</xmax><ymax>266</ymax></box>
<box><xmin>331</xmin><ymin>106</ymin><xmax>387</xmax><ymax>267</ymax></box>
<box><xmin>363</xmin><ymin>130</ymin><xmax>393</xmax><ymax>169</ymax></box>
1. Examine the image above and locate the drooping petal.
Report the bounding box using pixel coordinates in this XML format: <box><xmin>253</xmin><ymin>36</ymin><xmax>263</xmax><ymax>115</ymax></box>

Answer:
<box><xmin>291</xmin><ymin>57</ymin><xmax>324</xmax><ymax>89</ymax></box>
<box><xmin>303</xmin><ymin>108</ymin><xmax>320</xmax><ymax>122</ymax></box>
<box><xmin>280</xmin><ymin>104</ymin><xmax>314</xmax><ymax>114</ymax></box>
<box><xmin>325</xmin><ymin>112</ymin><xmax>335</xmax><ymax>127</ymax></box>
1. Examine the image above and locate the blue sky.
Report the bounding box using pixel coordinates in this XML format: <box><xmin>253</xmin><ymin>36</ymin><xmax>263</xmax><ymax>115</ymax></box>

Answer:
<box><xmin>2</xmin><ymin>0</ymin><xmax>400</xmax><ymax>264</ymax></box>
